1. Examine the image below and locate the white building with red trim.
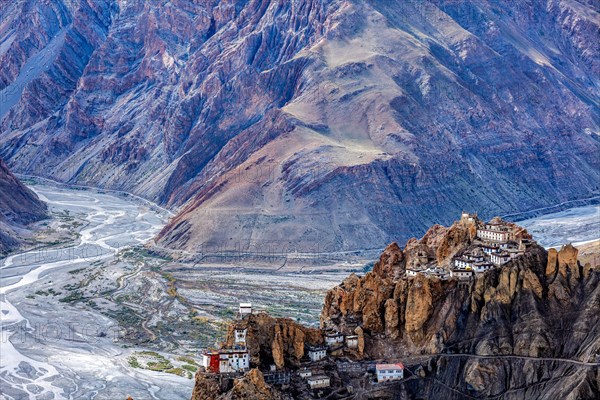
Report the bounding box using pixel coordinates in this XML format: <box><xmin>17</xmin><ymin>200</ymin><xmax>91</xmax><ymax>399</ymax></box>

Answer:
<box><xmin>201</xmin><ymin>348</ymin><xmax>249</xmax><ymax>374</ymax></box>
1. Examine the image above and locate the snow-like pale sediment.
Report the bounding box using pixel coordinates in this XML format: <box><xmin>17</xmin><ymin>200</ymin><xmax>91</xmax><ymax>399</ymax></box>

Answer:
<box><xmin>519</xmin><ymin>205</ymin><xmax>600</xmax><ymax>248</ymax></box>
<box><xmin>0</xmin><ymin>185</ymin><xmax>189</xmax><ymax>400</ymax></box>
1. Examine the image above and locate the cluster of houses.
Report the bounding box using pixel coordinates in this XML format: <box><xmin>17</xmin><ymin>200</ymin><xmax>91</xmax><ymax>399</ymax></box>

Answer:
<box><xmin>298</xmin><ymin>368</ymin><xmax>331</xmax><ymax>390</ymax></box>
<box><xmin>201</xmin><ymin>303</ymin><xmax>406</xmax><ymax>387</ymax></box>
<box><xmin>406</xmin><ymin>213</ymin><xmax>534</xmax><ymax>280</ymax></box>
<box><xmin>297</xmin><ymin>362</ymin><xmax>405</xmax><ymax>390</ymax></box>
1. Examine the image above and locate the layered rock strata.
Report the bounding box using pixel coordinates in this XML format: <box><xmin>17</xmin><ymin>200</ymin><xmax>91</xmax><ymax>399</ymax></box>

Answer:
<box><xmin>1</xmin><ymin>0</ymin><xmax>598</xmax><ymax>253</ymax></box>
<box><xmin>0</xmin><ymin>158</ymin><xmax>47</xmax><ymax>254</ymax></box>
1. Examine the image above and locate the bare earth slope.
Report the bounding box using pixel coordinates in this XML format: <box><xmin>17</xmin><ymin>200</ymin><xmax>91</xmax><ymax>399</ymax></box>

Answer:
<box><xmin>0</xmin><ymin>0</ymin><xmax>599</xmax><ymax>253</ymax></box>
<box><xmin>0</xmin><ymin>158</ymin><xmax>47</xmax><ymax>254</ymax></box>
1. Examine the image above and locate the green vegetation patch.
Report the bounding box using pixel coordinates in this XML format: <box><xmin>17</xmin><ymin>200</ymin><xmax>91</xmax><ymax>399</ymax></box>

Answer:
<box><xmin>165</xmin><ymin>368</ymin><xmax>192</xmax><ymax>379</ymax></box>
<box><xmin>59</xmin><ymin>290</ymin><xmax>84</xmax><ymax>303</ymax></box>
<box><xmin>128</xmin><ymin>351</ymin><xmax>195</xmax><ymax>378</ymax></box>
<box><xmin>146</xmin><ymin>360</ymin><xmax>173</xmax><ymax>371</ymax></box>
<box><xmin>177</xmin><ymin>356</ymin><xmax>199</xmax><ymax>366</ymax></box>
<box><xmin>128</xmin><ymin>356</ymin><xmax>141</xmax><ymax>368</ymax></box>
<box><xmin>181</xmin><ymin>364</ymin><xmax>198</xmax><ymax>373</ymax></box>
<box><xmin>68</xmin><ymin>268</ymin><xmax>86</xmax><ymax>275</ymax></box>
<box><xmin>104</xmin><ymin>306</ymin><xmax>143</xmax><ymax>328</ymax></box>
<box><xmin>35</xmin><ymin>288</ymin><xmax>62</xmax><ymax>297</ymax></box>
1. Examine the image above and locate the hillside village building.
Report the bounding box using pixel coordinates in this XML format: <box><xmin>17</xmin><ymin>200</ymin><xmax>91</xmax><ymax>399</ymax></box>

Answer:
<box><xmin>450</xmin><ymin>269</ymin><xmax>473</xmax><ymax>279</ymax></box>
<box><xmin>477</xmin><ymin>223</ymin><xmax>513</xmax><ymax>242</ymax></box>
<box><xmin>307</xmin><ymin>375</ymin><xmax>331</xmax><ymax>389</ymax></box>
<box><xmin>376</xmin><ymin>363</ymin><xmax>404</xmax><ymax>382</ymax></box>
<box><xmin>324</xmin><ymin>332</ymin><xmax>344</xmax><ymax>346</ymax></box>
<box><xmin>307</xmin><ymin>346</ymin><xmax>327</xmax><ymax>362</ymax></box>
<box><xmin>345</xmin><ymin>335</ymin><xmax>359</xmax><ymax>349</ymax></box>
<box><xmin>201</xmin><ymin>351</ymin><xmax>220</xmax><ymax>373</ymax></box>
<box><xmin>473</xmin><ymin>262</ymin><xmax>494</xmax><ymax>273</ymax></box>
<box><xmin>454</xmin><ymin>257</ymin><xmax>473</xmax><ymax>270</ymax></box>
<box><xmin>406</xmin><ymin>269</ymin><xmax>419</xmax><ymax>277</ymax></box>
<box><xmin>425</xmin><ymin>267</ymin><xmax>448</xmax><ymax>279</ymax></box>
<box><xmin>481</xmin><ymin>244</ymin><xmax>500</xmax><ymax>254</ymax></box>
<box><xmin>239</xmin><ymin>303</ymin><xmax>252</xmax><ymax>317</ymax></box>
<box><xmin>202</xmin><ymin>347</ymin><xmax>250</xmax><ymax>374</ymax></box>
<box><xmin>491</xmin><ymin>252</ymin><xmax>512</xmax><ymax>266</ymax></box>
<box><xmin>234</xmin><ymin>328</ymin><xmax>247</xmax><ymax>345</ymax></box>
<box><xmin>219</xmin><ymin>349</ymin><xmax>250</xmax><ymax>373</ymax></box>
<box><xmin>443</xmin><ymin>214</ymin><xmax>531</xmax><ymax>279</ymax></box>
<box><xmin>406</xmin><ymin>267</ymin><xmax>448</xmax><ymax>279</ymax></box>
<box><xmin>201</xmin><ymin>340</ymin><xmax>250</xmax><ymax>374</ymax></box>
<box><xmin>461</xmin><ymin>212</ymin><xmax>477</xmax><ymax>223</ymax></box>
<box><xmin>403</xmin><ymin>214</ymin><xmax>533</xmax><ymax>281</ymax></box>
<box><xmin>299</xmin><ymin>369</ymin><xmax>312</xmax><ymax>378</ymax></box>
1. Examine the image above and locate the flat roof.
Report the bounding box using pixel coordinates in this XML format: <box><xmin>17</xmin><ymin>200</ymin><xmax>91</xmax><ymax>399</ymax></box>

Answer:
<box><xmin>219</xmin><ymin>349</ymin><xmax>248</xmax><ymax>354</ymax></box>
<box><xmin>239</xmin><ymin>303</ymin><xmax>252</xmax><ymax>307</ymax></box>
<box><xmin>376</xmin><ymin>363</ymin><xmax>404</xmax><ymax>370</ymax></box>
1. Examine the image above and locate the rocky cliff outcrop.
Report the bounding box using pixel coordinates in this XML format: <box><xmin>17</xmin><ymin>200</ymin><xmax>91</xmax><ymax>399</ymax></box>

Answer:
<box><xmin>0</xmin><ymin>158</ymin><xmax>47</xmax><ymax>254</ymax></box>
<box><xmin>320</xmin><ymin>216</ymin><xmax>478</xmax><ymax>338</ymax></box>
<box><xmin>191</xmin><ymin>368</ymin><xmax>283</xmax><ymax>400</ymax></box>
<box><xmin>224</xmin><ymin>313</ymin><xmax>323</xmax><ymax>369</ymax></box>
<box><xmin>320</xmin><ymin>225</ymin><xmax>600</xmax><ymax>398</ymax></box>
<box><xmin>191</xmin><ymin>313</ymin><xmax>324</xmax><ymax>399</ymax></box>
<box><xmin>1</xmin><ymin>0</ymin><xmax>599</xmax><ymax>255</ymax></box>
<box><xmin>190</xmin><ymin>217</ymin><xmax>598</xmax><ymax>399</ymax></box>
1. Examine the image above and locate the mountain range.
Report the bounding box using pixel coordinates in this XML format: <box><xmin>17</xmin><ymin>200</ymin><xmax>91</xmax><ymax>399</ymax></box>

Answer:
<box><xmin>0</xmin><ymin>158</ymin><xmax>47</xmax><ymax>254</ymax></box>
<box><xmin>1</xmin><ymin>0</ymin><xmax>598</xmax><ymax>254</ymax></box>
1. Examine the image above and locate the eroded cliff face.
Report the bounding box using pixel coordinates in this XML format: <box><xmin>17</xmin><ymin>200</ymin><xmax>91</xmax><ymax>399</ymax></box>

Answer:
<box><xmin>191</xmin><ymin>313</ymin><xmax>323</xmax><ymax>400</ymax></box>
<box><xmin>321</xmin><ymin>217</ymin><xmax>478</xmax><ymax>338</ymax></box>
<box><xmin>1</xmin><ymin>0</ymin><xmax>599</xmax><ymax>254</ymax></box>
<box><xmin>320</xmin><ymin>228</ymin><xmax>600</xmax><ymax>398</ymax></box>
<box><xmin>191</xmin><ymin>368</ymin><xmax>283</xmax><ymax>400</ymax></box>
<box><xmin>224</xmin><ymin>313</ymin><xmax>323</xmax><ymax>369</ymax></box>
<box><xmin>190</xmin><ymin>218</ymin><xmax>598</xmax><ymax>399</ymax></box>
<box><xmin>0</xmin><ymin>158</ymin><xmax>47</xmax><ymax>254</ymax></box>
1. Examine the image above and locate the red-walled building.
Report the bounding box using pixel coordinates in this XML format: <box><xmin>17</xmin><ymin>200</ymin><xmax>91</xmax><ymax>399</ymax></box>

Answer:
<box><xmin>201</xmin><ymin>351</ymin><xmax>220</xmax><ymax>373</ymax></box>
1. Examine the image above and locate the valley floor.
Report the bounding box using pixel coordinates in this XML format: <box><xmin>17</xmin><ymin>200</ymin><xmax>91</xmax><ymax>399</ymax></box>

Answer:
<box><xmin>518</xmin><ymin>204</ymin><xmax>600</xmax><ymax>248</ymax></box>
<box><xmin>0</xmin><ymin>184</ymin><xmax>353</xmax><ymax>400</ymax></box>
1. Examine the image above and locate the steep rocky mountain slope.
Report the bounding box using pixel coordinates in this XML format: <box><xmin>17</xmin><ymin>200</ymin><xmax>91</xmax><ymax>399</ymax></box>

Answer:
<box><xmin>190</xmin><ymin>219</ymin><xmax>599</xmax><ymax>399</ymax></box>
<box><xmin>0</xmin><ymin>158</ymin><xmax>47</xmax><ymax>254</ymax></box>
<box><xmin>319</xmin><ymin>235</ymin><xmax>599</xmax><ymax>398</ymax></box>
<box><xmin>191</xmin><ymin>314</ymin><xmax>324</xmax><ymax>400</ymax></box>
<box><xmin>1</xmin><ymin>0</ymin><xmax>599</xmax><ymax>253</ymax></box>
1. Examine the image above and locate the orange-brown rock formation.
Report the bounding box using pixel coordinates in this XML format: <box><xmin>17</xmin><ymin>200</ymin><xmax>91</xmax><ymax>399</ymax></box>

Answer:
<box><xmin>224</xmin><ymin>313</ymin><xmax>322</xmax><ymax>369</ymax></box>
<box><xmin>319</xmin><ymin>223</ymin><xmax>599</xmax><ymax>399</ymax></box>
<box><xmin>193</xmin><ymin>217</ymin><xmax>599</xmax><ymax>400</ymax></box>
<box><xmin>191</xmin><ymin>368</ymin><xmax>282</xmax><ymax>400</ymax></box>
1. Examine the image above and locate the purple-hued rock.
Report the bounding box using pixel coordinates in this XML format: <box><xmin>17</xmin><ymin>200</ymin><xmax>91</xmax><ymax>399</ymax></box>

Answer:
<box><xmin>0</xmin><ymin>0</ymin><xmax>598</xmax><ymax>253</ymax></box>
